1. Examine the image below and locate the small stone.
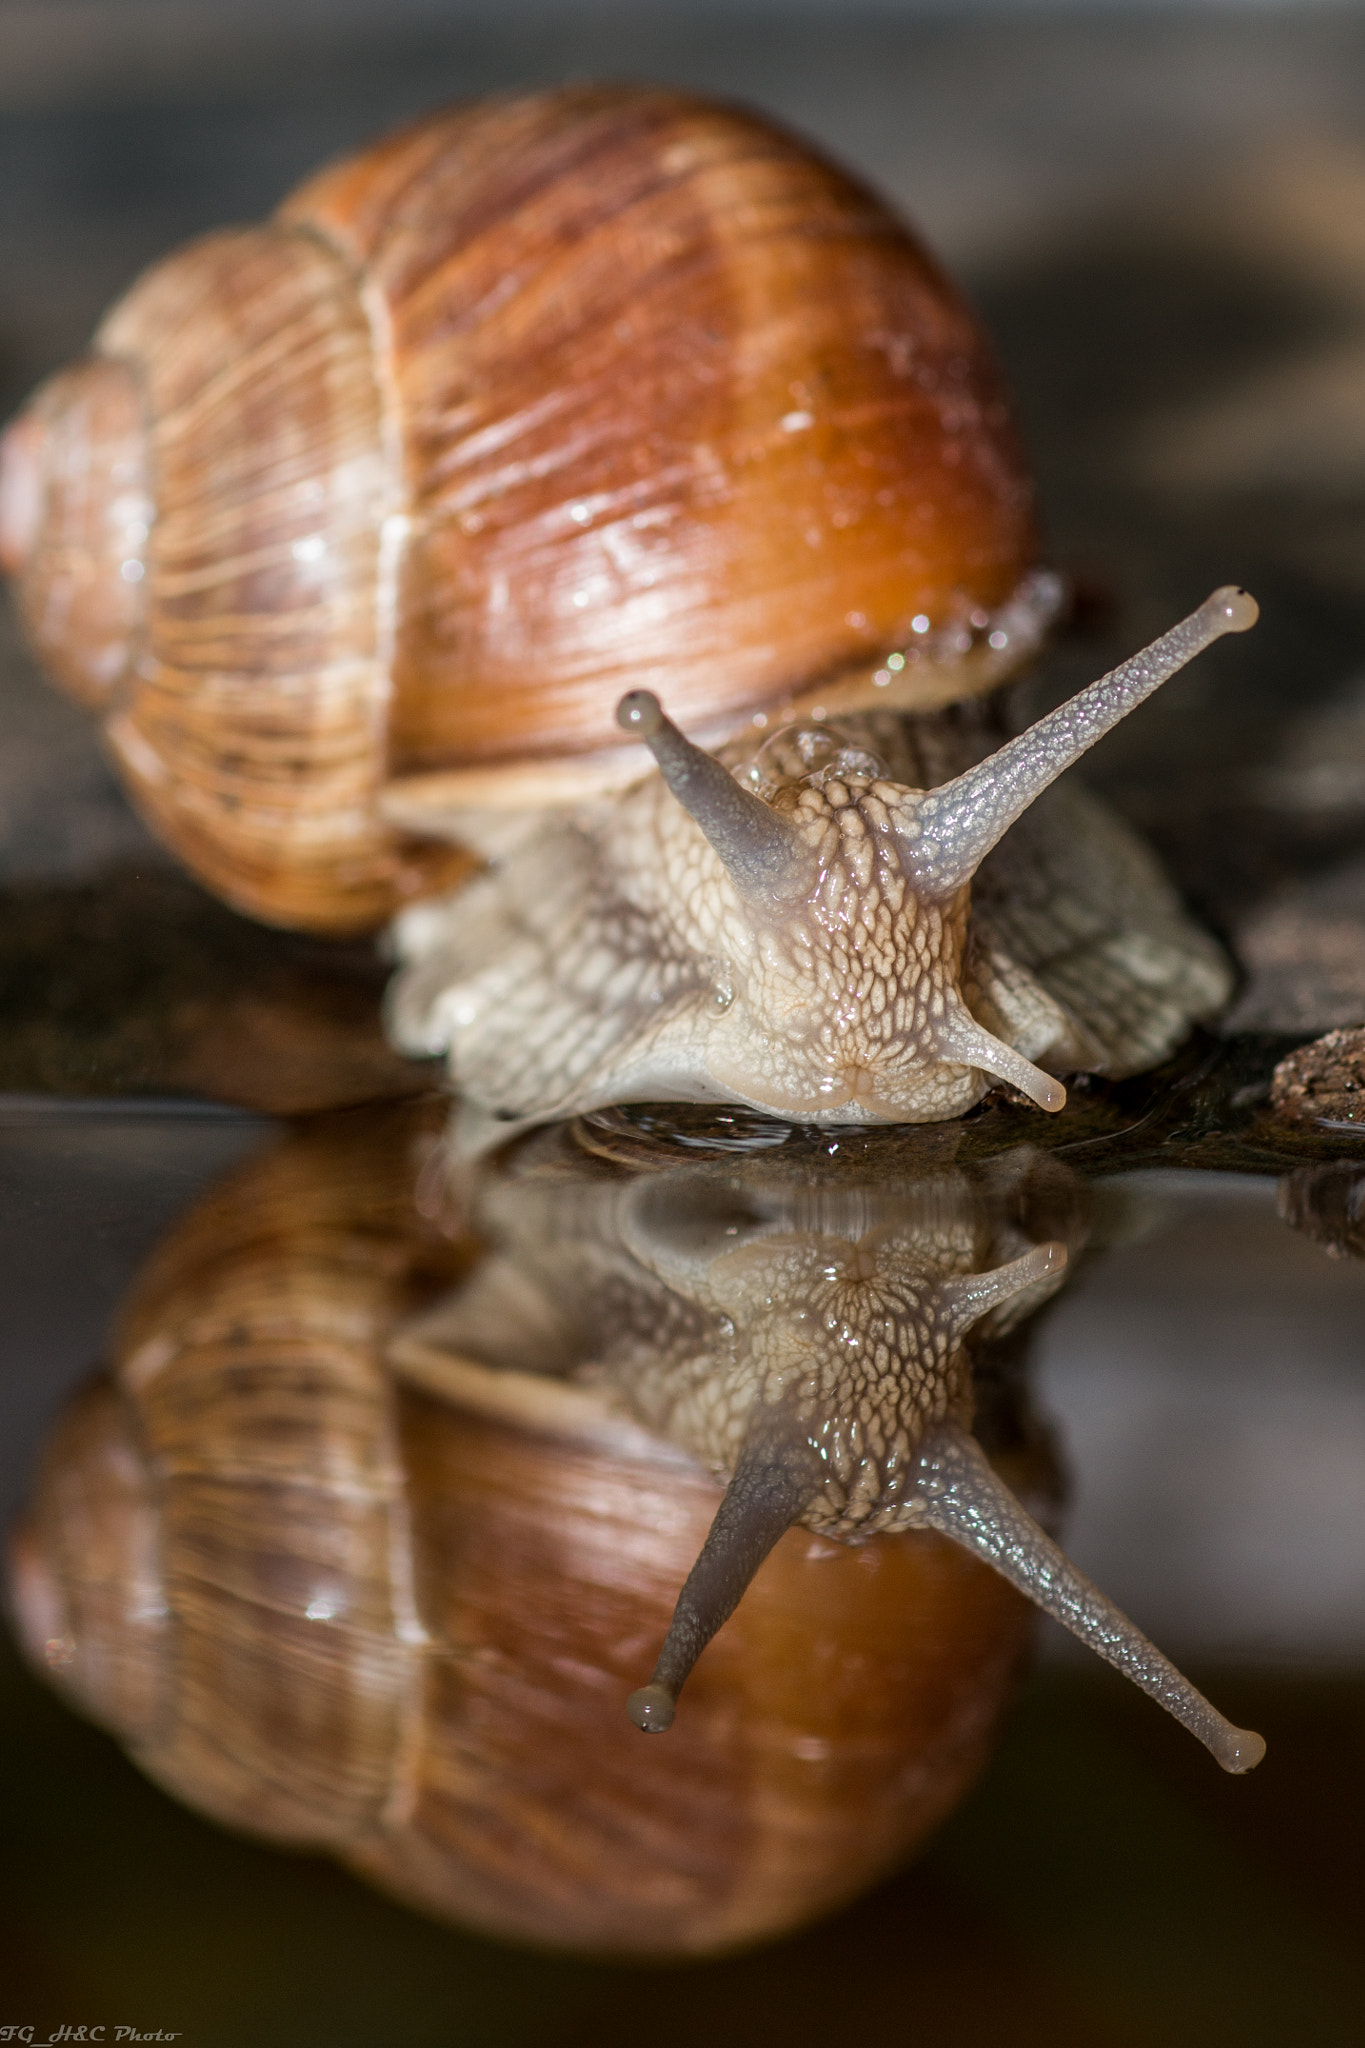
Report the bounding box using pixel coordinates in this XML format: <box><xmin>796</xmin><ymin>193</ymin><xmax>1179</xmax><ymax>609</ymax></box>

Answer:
<box><xmin>1269</xmin><ymin>1025</ymin><xmax>1365</xmax><ymax>1127</ymax></box>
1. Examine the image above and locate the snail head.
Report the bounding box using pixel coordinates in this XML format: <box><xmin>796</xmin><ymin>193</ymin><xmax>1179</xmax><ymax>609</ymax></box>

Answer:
<box><xmin>617</xmin><ymin>587</ymin><xmax>1258</xmax><ymax>1125</ymax></box>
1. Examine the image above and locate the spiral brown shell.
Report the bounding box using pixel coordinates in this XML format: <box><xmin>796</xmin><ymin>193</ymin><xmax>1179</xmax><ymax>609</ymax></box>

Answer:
<box><xmin>1</xmin><ymin>86</ymin><xmax>1037</xmax><ymax>932</ymax></box>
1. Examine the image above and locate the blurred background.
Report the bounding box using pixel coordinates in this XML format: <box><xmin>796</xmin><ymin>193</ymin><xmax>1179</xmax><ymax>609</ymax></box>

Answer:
<box><xmin>2</xmin><ymin>2</ymin><xmax>1365</xmax><ymax>2042</ymax></box>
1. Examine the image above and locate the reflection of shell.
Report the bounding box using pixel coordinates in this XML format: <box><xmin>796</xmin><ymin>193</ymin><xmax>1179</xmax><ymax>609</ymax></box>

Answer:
<box><xmin>1279</xmin><ymin>1158</ymin><xmax>1365</xmax><ymax>1261</ymax></box>
<box><xmin>354</xmin><ymin>1396</ymin><xmax>1035</xmax><ymax>1953</ymax></box>
<box><xmin>8</xmin><ymin>1103</ymin><xmax>1038</xmax><ymax>1957</ymax></box>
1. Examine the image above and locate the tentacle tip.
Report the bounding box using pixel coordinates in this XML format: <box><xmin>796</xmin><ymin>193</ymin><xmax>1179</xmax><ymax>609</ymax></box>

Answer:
<box><xmin>1206</xmin><ymin>585</ymin><xmax>1259</xmax><ymax>634</ymax></box>
<box><xmin>1036</xmin><ymin>1076</ymin><xmax>1067</xmax><ymax>1114</ymax></box>
<box><xmin>617</xmin><ymin>689</ymin><xmax>665</xmax><ymax>740</ymax></box>
<box><xmin>626</xmin><ymin>1682</ymin><xmax>676</xmax><ymax>1733</ymax></box>
<box><xmin>1215</xmin><ymin>1725</ymin><xmax>1267</xmax><ymax>1775</ymax></box>
<box><xmin>1035</xmin><ymin>1239</ymin><xmax>1069</xmax><ymax>1279</ymax></box>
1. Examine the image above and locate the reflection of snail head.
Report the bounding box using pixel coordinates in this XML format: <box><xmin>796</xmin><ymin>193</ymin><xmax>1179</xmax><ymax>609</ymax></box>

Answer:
<box><xmin>405</xmin><ymin>1136</ymin><xmax>1264</xmax><ymax>1769</ymax></box>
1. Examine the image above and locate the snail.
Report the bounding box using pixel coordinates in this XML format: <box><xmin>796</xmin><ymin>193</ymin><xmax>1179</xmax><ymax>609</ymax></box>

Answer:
<box><xmin>0</xmin><ymin>85</ymin><xmax>1247</xmax><ymax>1132</ymax></box>
<box><xmin>5</xmin><ymin>1102</ymin><xmax>1053</xmax><ymax>1956</ymax></box>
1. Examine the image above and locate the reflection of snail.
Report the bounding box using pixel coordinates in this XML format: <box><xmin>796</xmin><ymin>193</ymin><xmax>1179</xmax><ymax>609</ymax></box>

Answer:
<box><xmin>7</xmin><ymin>1106</ymin><xmax>1265</xmax><ymax>1953</ymax></box>
<box><xmin>7</xmin><ymin>1105</ymin><xmax>1051</xmax><ymax>1955</ymax></box>
<box><xmin>0</xmin><ymin>86</ymin><xmax>1245</xmax><ymax>1130</ymax></box>
<box><xmin>406</xmin><ymin>1117</ymin><xmax>1262</xmax><ymax>1765</ymax></box>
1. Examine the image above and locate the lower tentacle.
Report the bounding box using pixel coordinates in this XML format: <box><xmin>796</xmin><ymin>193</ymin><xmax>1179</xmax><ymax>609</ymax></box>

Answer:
<box><xmin>627</xmin><ymin>1421</ymin><xmax>822</xmax><ymax>1732</ymax></box>
<box><xmin>911</xmin><ymin>1422</ymin><xmax>1265</xmax><ymax>1773</ymax></box>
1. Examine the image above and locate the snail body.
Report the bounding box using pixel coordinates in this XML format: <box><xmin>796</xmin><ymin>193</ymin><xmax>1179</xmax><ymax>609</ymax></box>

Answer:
<box><xmin>389</xmin><ymin>619</ymin><xmax>1244</xmax><ymax>1135</ymax></box>
<box><xmin>0</xmin><ymin>88</ymin><xmax>1248</xmax><ymax>1130</ymax></box>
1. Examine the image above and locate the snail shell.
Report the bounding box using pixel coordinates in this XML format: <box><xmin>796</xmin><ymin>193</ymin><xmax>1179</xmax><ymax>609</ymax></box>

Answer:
<box><xmin>0</xmin><ymin>86</ymin><xmax>1045</xmax><ymax>935</ymax></box>
<box><xmin>6</xmin><ymin>1102</ymin><xmax>1049</xmax><ymax>1957</ymax></box>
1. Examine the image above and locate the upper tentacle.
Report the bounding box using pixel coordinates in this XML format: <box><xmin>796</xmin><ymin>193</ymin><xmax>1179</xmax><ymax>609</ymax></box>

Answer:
<box><xmin>617</xmin><ymin>690</ymin><xmax>811</xmax><ymax>906</ymax></box>
<box><xmin>891</xmin><ymin>587</ymin><xmax>1258</xmax><ymax>900</ymax></box>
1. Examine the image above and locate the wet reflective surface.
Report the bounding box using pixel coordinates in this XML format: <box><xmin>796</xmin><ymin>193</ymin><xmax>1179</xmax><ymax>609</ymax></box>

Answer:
<box><xmin>4</xmin><ymin>4</ymin><xmax>1365</xmax><ymax>2042</ymax></box>
<box><xmin>10</xmin><ymin>1102</ymin><xmax>1057</xmax><ymax>1954</ymax></box>
<box><xmin>3</xmin><ymin>1070</ymin><xmax>1364</xmax><ymax>2034</ymax></box>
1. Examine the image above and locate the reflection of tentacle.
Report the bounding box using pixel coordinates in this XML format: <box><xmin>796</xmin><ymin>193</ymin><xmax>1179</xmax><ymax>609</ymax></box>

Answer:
<box><xmin>912</xmin><ymin>1422</ymin><xmax>1266</xmax><ymax>1775</ymax></box>
<box><xmin>628</xmin><ymin>1423</ymin><xmax>822</xmax><ymax>1733</ymax></box>
<box><xmin>928</xmin><ymin>998</ymin><xmax>1067</xmax><ymax>1113</ymax></box>
<box><xmin>937</xmin><ymin>1241</ymin><xmax>1067</xmax><ymax>1337</ymax></box>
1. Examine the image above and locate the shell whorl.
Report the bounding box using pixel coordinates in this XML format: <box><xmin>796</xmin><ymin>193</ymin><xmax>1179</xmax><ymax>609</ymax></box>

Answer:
<box><xmin>0</xmin><ymin>356</ymin><xmax>151</xmax><ymax>708</ymax></box>
<box><xmin>7</xmin><ymin>1376</ymin><xmax>170</xmax><ymax>1749</ymax></box>
<box><xmin>96</xmin><ymin>222</ymin><xmax>473</xmax><ymax>932</ymax></box>
<box><xmin>2</xmin><ymin>223</ymin><xmax>470</xmax><ymax>931</ymax></box>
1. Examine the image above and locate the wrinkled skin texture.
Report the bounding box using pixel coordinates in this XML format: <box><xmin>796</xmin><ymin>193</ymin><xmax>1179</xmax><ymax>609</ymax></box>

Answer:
<box><xmin>401</xmin><ymin>1142</ymin><xmax>1078</xmax><ymax>1536</ymax></box>
<box><xmin>388</xmin><ymin>706</ymin><xmax>1232</xmax><ymax>1128</ymax></box>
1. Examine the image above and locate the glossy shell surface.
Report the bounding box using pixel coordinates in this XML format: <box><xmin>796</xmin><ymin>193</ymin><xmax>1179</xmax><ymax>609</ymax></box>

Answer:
<box><xmin>2</xmin><ymin>87</ymin><xmax>1038</xmax><ymax>929</ymax></box>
